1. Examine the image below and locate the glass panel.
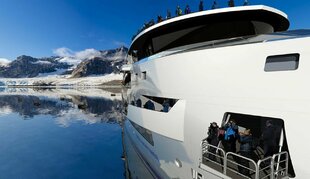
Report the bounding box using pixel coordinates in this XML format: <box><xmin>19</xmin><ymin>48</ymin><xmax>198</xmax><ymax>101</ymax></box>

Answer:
<box><xmin>265</xmin><ymin>54</ymin><xmax>299</xmax><ymax>72</ymax></box>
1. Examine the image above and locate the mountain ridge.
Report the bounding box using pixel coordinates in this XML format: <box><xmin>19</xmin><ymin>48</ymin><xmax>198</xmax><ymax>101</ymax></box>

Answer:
<box><xmin>0</xmin><ymin>46</ymin><xmax>128</xmax><ymax>78</ymax></box>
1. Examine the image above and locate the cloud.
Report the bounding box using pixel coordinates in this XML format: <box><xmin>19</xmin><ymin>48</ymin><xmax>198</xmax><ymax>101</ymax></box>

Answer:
<box><xmin>113</xmin><ymin>40</ymin><xmax>128</xmax><ymax>47</ymax></box>
<box><xmin>0</xmin><ymin>58</ymin><xmax>11</xmax><ymax>67</ymax></box>
<box><xmin>53</xmin><ymin>47</ymin><xmax>101</xmax><ymax>66</ymax></box>
<box><xmin>53</xmin><ymin>47</ymin><xmax>74</xmax><ymax>57</ymax></box>
<box><xmin>55</xmin><ymin>108</ymin><xmax>101</xmax><ymax>127</ymax></box>
<box><xmin>75</xmin><ymin>49</ymin><xmax>101</xmax><ymax>59</ymax></box>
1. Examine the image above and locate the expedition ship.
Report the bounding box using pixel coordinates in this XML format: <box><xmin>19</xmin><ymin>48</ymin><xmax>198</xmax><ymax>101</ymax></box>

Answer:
<box><xmin>122</xmin><ymin>5</ymin><xmax>310</xmax><ymax>179</ymax></box>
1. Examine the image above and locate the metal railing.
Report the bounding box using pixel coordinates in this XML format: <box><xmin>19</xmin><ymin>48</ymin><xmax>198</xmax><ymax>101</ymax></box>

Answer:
<box><xmin>200</xmin><ymin>141</ymin><xmax>289</xmax><ymax>179</ymax></box>
<box><xmin>273</xmin><ymin>152</ymin><xmax>289</xmax><ymax>178</ymax></box>
<box><xmin>225</xmin><ymin>152</ymin><xmax>258</xmax><ymax>178</ymax></box>
<box><xmin>201</xmin><ymin>139</ymin><xmax>226</xmax><ymax>171</ymax></box>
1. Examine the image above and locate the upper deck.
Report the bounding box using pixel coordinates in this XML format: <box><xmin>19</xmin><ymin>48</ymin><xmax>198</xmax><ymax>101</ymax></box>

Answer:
<box><xmin>128</xmin><ymin>5</ymin><xmax>290</xmax><ymax>62</ymax></box>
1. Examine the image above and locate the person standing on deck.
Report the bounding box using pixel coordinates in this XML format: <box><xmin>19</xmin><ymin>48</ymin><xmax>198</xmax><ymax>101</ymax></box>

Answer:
<box><xmin>228</xmin><ymin>0</ymin><xmax>235</xmax><ymax>7</ymax></box>
<box><xmin>144</xmin><ymin>100</ymin><xmax>155</xmax><ymax>110</ymax></box>
<box><xmin>207</xmin><ymin>122</ymin><xmax>220</xmax><ymax>161</ymax></box>
<box><xmin>157</xmin><ymin>15</ymin><xmax>163</xmax><ymax>23</ymax></box>
<box><xmin>262</xmin><ymin>120</ymin><xmax>277</xmax><ymax>158</ymax></box>
<box><xmin>184</xmin><ymin>5</ymin><xmax>191</xmax><ymax>14</ymax></box>
<box><xmin>176</xmin><ymin>6</ymin><xmax>182</xmax><ymax>16</ymax></box>
<box><xmin>243</xmin><ymin>0</ymin><xmax>249</xmax><ymax>5</ymax></box>
<box><xmin>166</xmin><ymin>9</ymin><xmax>171</xmax><ymax>19</ymax></box>
<box><xmin>212</xmin><ymin>1</ymin><xmax>218</xmax><ymax>9</ymax></box>
<box><xmin>223</xmin><ymin>119</ymin><xmax>239</xmax><ymax>153</ymax></box>
<box><xmin>161</xmin><ymin>99</ymin><xmax>170</xmax><ymax>112</ymax></box>
<box><xmin>238</xmin><ymin>129</ymin><xmax>254</xmax><ymax>177</ymax></box>
<box><xmin>199</xmin><ymin>0</ymin><xmax>204</xmax><ymax>11</ymax></box>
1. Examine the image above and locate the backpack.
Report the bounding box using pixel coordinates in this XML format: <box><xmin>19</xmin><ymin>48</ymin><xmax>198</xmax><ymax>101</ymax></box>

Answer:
<box><xmin>217</xmin><ymin>128</ymin><xmax>225</xmax><ymax>140</ymax></box>
<box><xmin>224</xmin><ymin>126</ymin><xmax>236</xmax><ymax>140</ymax></box>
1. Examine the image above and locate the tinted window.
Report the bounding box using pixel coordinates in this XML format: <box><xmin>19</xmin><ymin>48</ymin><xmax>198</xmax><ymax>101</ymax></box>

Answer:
<box><xmin>130</xmin><ymin>121</ymin><xmax>154</xmax><ymax>146</ymax></box>
<box><xmin>265</xmin><ymin>54</ymin><xmax>299</xmax><ymax>72</ymax></box>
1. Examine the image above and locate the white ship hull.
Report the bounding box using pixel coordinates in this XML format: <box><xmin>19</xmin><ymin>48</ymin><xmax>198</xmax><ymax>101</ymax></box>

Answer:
<box><xmin>123</xmin><ymin>5</ymin><xmax>309</xmax><ymax>179</ymax></box>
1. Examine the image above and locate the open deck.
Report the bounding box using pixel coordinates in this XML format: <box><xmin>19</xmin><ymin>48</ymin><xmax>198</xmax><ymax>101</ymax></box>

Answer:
<box><xmin>201</xmin><ymin>140</ymin><xmax>289</xmax><ymax>179</ymax></box>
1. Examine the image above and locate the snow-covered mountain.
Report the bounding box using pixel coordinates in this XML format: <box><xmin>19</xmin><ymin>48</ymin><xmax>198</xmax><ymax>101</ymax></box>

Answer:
<box><xmin>0</xmin><ymin>46</ymin><xmax>128</xmax><ymax>78</ymax></box>
<box><xmin>0</xmin><ymin>55</ymin><xmax>70</xmax><ymax>78</ymax></box>
<box><xmin>71</xmin><ymin>46</ymin><xmax>127</xmax><ymax>78</ymax></box>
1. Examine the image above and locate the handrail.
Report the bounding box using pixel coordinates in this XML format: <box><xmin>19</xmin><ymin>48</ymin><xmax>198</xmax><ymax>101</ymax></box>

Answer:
<box><xmin>257</xmin><ymin>156</ymin><xmax>273</xmax><ymax>179</ymax></box>
<box><xmin>200</xmin><ymin>142</ymin><xmax>289</xmax><ymax>179</ymax></box>
<box><xmin>201</xmin><ymin>142</ymin><xmax>226</xmax><ymax>171</ymax></box>
<box><xmin>225</xmin><ymin>152</ymin><xmax>258</xmax><ymax>178</ymax></box>
<box><xmin>273</xmin><ymin>151</ymin><xmax>289</xmax><ymax>178</ymax></box>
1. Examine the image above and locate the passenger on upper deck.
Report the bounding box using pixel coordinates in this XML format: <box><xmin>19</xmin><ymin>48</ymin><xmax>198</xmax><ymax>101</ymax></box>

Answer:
<box><xmin>166</xmin><ymin>9</ymin><xmax>171</xmax><ymax>19</ymax></box>
<box><xmin>228</xmin><ymin>0</ymin><xmax>235</xmax><ymax>7</ymax></box>
<box><xmin>243</xmin><ymin>0</ymin><xmax>249</xmax><ymax>6</ymax></box>
<box><xmin>184</xmin><ymin>5</ymin><xmax>191</xmax><ymax>14</ymax></box>
<box><xmin>144</xmin><ymin>100</ymin><xmax>155</xmax><ymax>110</ymax></box>
<box><xmin>148</xmin><ymin>19</ymin><xmax>155</xmax><ymax>27</ymax></box>
<box><xmin>157</xmin><ymin>15</ymin><xmax>163</xmax><ymax>23</ymax></box>
<box><xmin>176</xmin><ymin>5</ymin><xmax>182</xmax><ymax>16</ymax></box>
<box><xmin>161</xmin><ymin>99</ymin><xmax>170</xmax><ymax>112</ymax></box>
<box><xmin>136</xmin><ymin>99</ymin><xmax>142</xmax><ymax>107</ymax></box>
<box><xmin>199</xmin><ymin>0</ymin><xmax>204</xmax><ymax>11</ymax></box>
<box><xmin>211</xmin><ymin>1</ymin><xmax>218</xmax><ymax>9</ymax></box>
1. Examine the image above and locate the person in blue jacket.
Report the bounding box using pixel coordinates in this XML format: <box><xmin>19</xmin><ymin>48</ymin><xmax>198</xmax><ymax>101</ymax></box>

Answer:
<box><xmin>144</xmin><ymin>100</ymin><xmax>155</xmax><ymax>110</ymax></box>
<box><xmin>223</xmin><ymin>119</ymin><xmax>239</xmax><ymax>153</ymax></box>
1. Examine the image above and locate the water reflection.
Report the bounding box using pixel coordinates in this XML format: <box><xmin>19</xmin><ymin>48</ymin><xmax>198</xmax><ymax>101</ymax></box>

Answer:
<box><xmin>0</xmin><ymin>87</ymin><xmax>125</xmax><ymax>179</ymax></box>
<box><xmin>0</xmin><ymin>88</ymin><xmax>124</xmax><ymax>126</ymax></box>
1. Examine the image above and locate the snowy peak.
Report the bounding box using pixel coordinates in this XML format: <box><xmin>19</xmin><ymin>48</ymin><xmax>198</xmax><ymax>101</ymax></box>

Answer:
<box><xmin>0</xmin><ymin>55</ymin><xmax>71</xmax><ymax>78</ymax></box>
<box><xmin>0</xmin><ymin>47</ymin><xmax>128</xmax><ymax>78</ymax></box>
<box><xmin>99</xmin><ymin>46</ymin><xmax>128</xmax><ymax>61</ymax></box>
<box><xmin>69</xmin><ymin>47</ymin><xmax>128</xmax><ymax>78</ymax></box>
<box><xmin>70</xmin><ymin>57</ymin><xmax>113</xmax><ymax>78</ymax></box>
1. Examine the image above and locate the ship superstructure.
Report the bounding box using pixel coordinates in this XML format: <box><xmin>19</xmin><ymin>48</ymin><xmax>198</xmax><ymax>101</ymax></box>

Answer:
<box><xmin>123</xmin><ymin>5</ymin><xmax>310</xmax><ymax>179</ymax></box>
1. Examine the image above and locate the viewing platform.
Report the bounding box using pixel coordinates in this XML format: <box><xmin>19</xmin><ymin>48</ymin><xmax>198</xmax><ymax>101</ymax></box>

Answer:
<box><xmin>200</xmin><ymin>140</ymin><xmax>289</xmax><ymax>179</ymax></box>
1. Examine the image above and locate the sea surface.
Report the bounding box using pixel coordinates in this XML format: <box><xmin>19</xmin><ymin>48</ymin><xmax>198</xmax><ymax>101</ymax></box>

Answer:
<box><xmin>0</xmin><ymin>88</ymin><xmax>125</xmax><ymax>179</ymax></box>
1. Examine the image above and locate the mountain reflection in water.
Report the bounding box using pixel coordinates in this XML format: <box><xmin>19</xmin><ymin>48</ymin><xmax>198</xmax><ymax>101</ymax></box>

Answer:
<box><xmin>0</xmin><ymin>88</ymin><xmax>125</xmax><ymax>179</ymax></box>
<box><xmin>0</xmin><ymin>88</ymin><xmax>124</xmax><ymax>126</ymax></box>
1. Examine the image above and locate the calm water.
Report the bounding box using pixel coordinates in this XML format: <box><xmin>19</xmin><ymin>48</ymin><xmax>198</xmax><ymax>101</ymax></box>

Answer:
<box><xmin>0</xmin><ymin>88</ymin><xmax>125</xmax><ymax>179</ymax></box>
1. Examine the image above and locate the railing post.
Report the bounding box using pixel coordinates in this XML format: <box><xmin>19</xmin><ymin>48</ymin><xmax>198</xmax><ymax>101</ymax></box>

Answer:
<box><xmin>272</xmin><ymin>151</ymin><xmax>289</xmax><ymax>178</ymax></box>
<box><xmin>256</xmin><ymin>160</ymin><xmax>261</xmax><ymax>179</ymax></box>
<box><xmin>285</xmin><ymin>152</ymin><xmax>289</xmax><ymax>176</ymax></box>
<box><xmin>200</xmin><ymin>140</ymin><xmax>203</xmax><ymax>164</ymax></box>
<box><xmin>223</xmin><ymin>153</ymin><xmax>227</xmax><ymax>175</ymax></box>
<box><xmin>270</xmin><ymin>157</ymin><xmax>275</xmax><ymax>179</ymax></box>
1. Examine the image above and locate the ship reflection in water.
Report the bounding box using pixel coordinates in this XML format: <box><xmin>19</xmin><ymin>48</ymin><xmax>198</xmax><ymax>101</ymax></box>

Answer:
<box><xmin>0</xmin><ymin>88</ymin><xmax>124</xmax><ymax>179</ymax></box>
